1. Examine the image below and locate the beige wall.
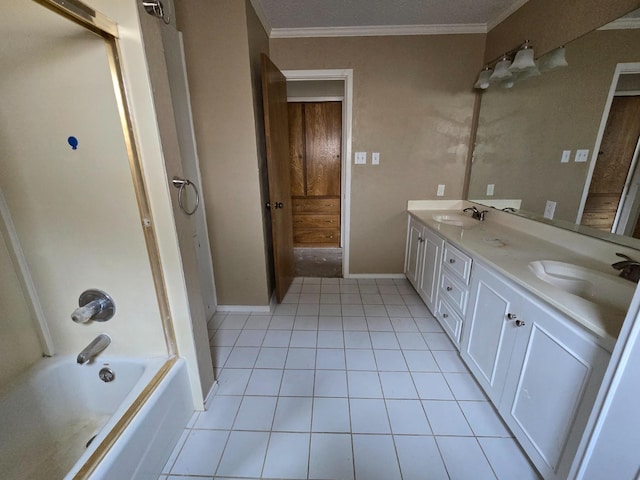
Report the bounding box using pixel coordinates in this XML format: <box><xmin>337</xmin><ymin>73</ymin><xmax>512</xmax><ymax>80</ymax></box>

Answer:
<box><xmin>0</xmin><ymin>2</ymin><xmax>166</xmax><ymax>362</ymax></box>
<box><xmin>271</xmin><ymin>34</ymin><xmax>485</xmax><ymax>273</ymax></box>
<box><xmin>485</xmin><ymin>0</ymin><xmax>640</xmax><ymax>61</ymax></box>
<box><xmin>177</xmin><ymin>0</ymin><xmax>271</xmax><ymax>306</ymax></box>
<box><xmin>469</xmin><ymin>28</ymin><xmax>640</xmax><ymax>221</ymax></box>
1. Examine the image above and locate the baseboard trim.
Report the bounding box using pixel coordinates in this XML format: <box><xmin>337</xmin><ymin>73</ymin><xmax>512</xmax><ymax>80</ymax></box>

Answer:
<box><xmin>216</xmin><ymin>304</ymin><xmax>272</xmax><ymax>313</ymax></box>
<box><xmin>345</xmin><ymin>273</ymin><xmax>406</xmax><ymax>279</ymax></box>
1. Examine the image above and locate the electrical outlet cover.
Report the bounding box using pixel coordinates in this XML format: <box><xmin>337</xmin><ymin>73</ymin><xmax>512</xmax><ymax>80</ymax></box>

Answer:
<box><xmin>355</xmin><ymin>152</ymin><xmax>367</xmax><ymax>164</ymax></box>
<box><xmin>372</xmin><ymin>152</ymin><xmax>380</xmax><ymax>165</ymax></box>
<box><xmin>544</xmin><ymin>200</ymin><xmax>556</xmax><ymax>219</ymax></box>
<box><xmin>487</xmin><ymin>184</ymin><xmax>495</xmax><ymax>196</ymax></box>
<box><xmin>561</xmin><ymin>150</ymin><xmax>571</xmax><ymax>163</ymax></box>
<box><xmin>575</xmin><ymin>149</ymin><xmax>589</xmax><ymax>163</ymax></box>
<box><xmin>437</xmin><ymin>184</ymin><xmax>445</xmax><ymax>196</ymax></box>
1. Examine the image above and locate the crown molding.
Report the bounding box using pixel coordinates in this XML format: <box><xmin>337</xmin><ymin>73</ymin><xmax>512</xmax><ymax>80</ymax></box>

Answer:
<box><xmin>270</xmin><ymin>23</ymin><xmax>487</xmax><ymax>39</ymax></box>
<box><xmin>248</xmin><ymin>0</ymin><xmax>272</xmax><ymax>36</ymax></box>
<box><xmin>598</xmin><ymin>17</ymin><xmax>640</xmax><ymax>30</ymax></box>
<box><xmin>486</xmin><ymin>0</ymin><xmax>530</xmax><ymax>31</ymax></box>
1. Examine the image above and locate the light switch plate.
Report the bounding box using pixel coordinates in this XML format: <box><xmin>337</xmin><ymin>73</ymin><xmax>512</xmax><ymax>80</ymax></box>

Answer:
<box><xmin>437</xmin><ymin>184</ymin><xmax>445</xmax><ymax>196</ymax></box>
<box><xmin>544</xmin><ymin>200</ymin><xmax>556</xmax><ymax>219</ymax></box>
<box><xmin>355</xmin><ymin>152</ymin><xmax>367</xmax><ymax>164</ymax></box>
<box><xmin>487</xmin><ymin>184</ymin><xmax>495</xmax><ymax>196</ymax></box>
<box><xmin>575</xmin><ymin>149</ymin><xmax>589</xmax><ymax>162</ymax></box>
<box><xmin>372</xmin><ymin>152</ymin><xmax>380</xmax><ymax>165</ymax></box>
<box><xmin>561</xmin><ymin>150</ymin><xmax>571</xmax><ymax>163</ymax></box>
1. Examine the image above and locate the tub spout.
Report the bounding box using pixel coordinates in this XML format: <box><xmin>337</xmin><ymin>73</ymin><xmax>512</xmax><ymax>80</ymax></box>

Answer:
<box><xmin>77</xmin><ymin>334</ymin><xmax>111</xmax><ymax>365</ymax></box>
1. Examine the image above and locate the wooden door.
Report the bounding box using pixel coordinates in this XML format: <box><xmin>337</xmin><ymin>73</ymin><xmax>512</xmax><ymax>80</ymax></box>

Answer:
<box><xmin>261</xmin><ymin>54</ymin><xmax>294</xmax><ymax>303</ymax></box>
<box><xmin>288</xmin><ymin>101</ymin><xmax>342</xmax><ymax>247</ymax></box>
<box><xmin>581</xmin><ymin>96</ymin><xmax>640</xmax><ymax>231</ymax></box>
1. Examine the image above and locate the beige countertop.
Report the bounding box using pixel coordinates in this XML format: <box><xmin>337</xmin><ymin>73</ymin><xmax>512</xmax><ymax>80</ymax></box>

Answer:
<box><xmin>408</xmin><ymin>206</ymin><xmax>636</xmax><ymax>350</ymax></box>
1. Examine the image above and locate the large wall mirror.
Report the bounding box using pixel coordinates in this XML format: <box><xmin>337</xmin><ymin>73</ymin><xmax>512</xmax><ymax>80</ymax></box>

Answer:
<box><xmin>468</xmin><ymin>8</ymin><xmax>640</xmax><ymax>249</ymax></box>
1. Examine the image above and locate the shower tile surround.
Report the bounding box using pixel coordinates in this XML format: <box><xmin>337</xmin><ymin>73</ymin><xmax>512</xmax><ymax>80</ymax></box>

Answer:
<box><xmin>162</xmin><ymin>277</ymin><xmax>540</xmax><ymax>479</ymax></box>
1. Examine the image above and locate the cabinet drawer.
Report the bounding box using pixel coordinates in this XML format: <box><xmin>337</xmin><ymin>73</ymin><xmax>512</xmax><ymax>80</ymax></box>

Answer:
<box><xmin>439</xmin><ymin>271</ymin><xmax>469</xmax><ymax>316</ymax></box>
<box><xmin>292</xmin><ymin>197</ymin><xmax>340</xmax><ymax>214</ymax></box>
<box><xmin>294</xmin><ymin>228</ymin><xmax>340</xmax><ymax>246</ymax></box>
<box><xmin>436</xmin><ymin>298</ymin><xmax>463</xmax><ymax>345</ymax></box>
<box><xmin>293</xmin><ymin>214</ymin><xmax>340</xmax><ymax>229</ymax></box>
<box><xmin>443</xmin><ymin>243</ymin><xmax>472</xmax><ymax>284</ymax></box>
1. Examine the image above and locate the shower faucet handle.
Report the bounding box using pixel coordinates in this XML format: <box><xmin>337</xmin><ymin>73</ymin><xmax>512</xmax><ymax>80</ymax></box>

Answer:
<box><xmin>71</xmin><ymin>289</ymin><xmax>115</xmax><ymax>323</ymax></box>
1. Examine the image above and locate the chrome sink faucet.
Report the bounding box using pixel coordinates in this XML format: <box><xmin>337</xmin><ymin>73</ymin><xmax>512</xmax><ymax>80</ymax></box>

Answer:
<box><xmin>77</xmin><ymin>334</ymin><xmax>111</xmax><ymax>365</ymax></box>
<box><xmin>612</xmin><ymin>253</ymin><xmax>640</xmax><ymax>283</ymax></box>
<box><xmin>463</xmin><ymin>206</ymin><xmax>488</xmax><ymax>221</ymax></box>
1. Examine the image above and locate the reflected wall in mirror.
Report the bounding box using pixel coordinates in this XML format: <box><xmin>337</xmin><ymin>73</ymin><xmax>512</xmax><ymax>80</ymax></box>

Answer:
<box><xmin>469</xmin><ymin>10</ymin><xmax>640</xmax><ymax>247</ymax></box>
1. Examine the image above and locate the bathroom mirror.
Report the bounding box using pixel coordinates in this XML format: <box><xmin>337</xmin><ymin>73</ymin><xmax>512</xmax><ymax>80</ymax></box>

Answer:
<box><xmin>467</xmin><ymin>8</ymin><xmax>640</xmax><ymax>250</ymax></box>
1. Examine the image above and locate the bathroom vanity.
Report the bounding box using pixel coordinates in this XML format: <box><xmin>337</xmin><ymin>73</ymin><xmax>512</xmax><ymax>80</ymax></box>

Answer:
<box><xmin>404</xmin><ymin>201</ymin><xmax>636</xmax><ymax>480</ymax></box>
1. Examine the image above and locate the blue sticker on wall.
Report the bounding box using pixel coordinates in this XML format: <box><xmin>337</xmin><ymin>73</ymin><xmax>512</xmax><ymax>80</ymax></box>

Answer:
<box><xmin>68</xmin><ymin>136</ymin><xmax>78</xmax><ymax>150</ymax></box>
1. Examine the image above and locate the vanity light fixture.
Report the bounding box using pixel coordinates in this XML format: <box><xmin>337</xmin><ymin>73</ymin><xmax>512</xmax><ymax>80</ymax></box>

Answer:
<box><xmin>539</xmin><ymin>46</ymin><xmax>569</xmax><ymax>72</ymax></box>
<box><xmin>508</xmin><ymin>40</ymin><xmax>536</xmax><ymax>73</ymax></box>
<box><xmin>489</xmin><ymin>55</ymin><xmax>513</xmax><ymax>83</ymax></box>
<box><xmin>474</xmin><ymin>66</ymin><xmax>493</xmax><ymax>89</ymax></box>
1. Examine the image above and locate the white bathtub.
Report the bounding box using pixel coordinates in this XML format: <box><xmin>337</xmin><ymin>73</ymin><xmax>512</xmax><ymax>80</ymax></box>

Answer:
<box><xmin>0</xmin><ymin>355</ymin><xmax>192</xmax><ymax>480</ymax></box>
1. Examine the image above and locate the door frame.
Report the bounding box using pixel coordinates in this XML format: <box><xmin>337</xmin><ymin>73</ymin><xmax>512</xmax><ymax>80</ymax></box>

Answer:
<box><xmin>282</xmin><ymin>69</ymin><xmax>353</xmax><ymax>276</ymax></box>
<box><xmin>576</xmin><ymin>62</ymin><xmax>640</xmax><ymax>224</ymax></box>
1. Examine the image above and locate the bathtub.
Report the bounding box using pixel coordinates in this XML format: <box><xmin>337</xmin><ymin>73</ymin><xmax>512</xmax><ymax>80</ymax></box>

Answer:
<box><xmin>0</xmin><ymin>355</ymin><xmax>193</xmax><ymax>480</ymax></box>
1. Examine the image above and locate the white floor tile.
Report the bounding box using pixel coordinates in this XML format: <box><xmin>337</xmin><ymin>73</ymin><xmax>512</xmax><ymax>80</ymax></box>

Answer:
<box><xmin>394</xmin><ymin>435</ymin><xmax>448</xmax><ymax>479</ymax></box>
<box><xmin>345</xmin><ymin>349</ymin><xmax>377</xmax><ymax>370</ymax></box>
<box><xmin>294</xmin><ymin>314</ymin><xmax>320</xmax><ymax>330</ymax></box>
<box><xmin>370</xmin><ymin>331</ymin><xmax>400</xmax><ymax>349</ymax></box>
<box><xmin>412</xmin><ymin>372</ymin><xmax>455</xmax><ymax>400</ymax></box>
<box><xmin>386</xmin><ymin>399</ymin><xmax>431</xmax><ymax>434</ymax></box>
<box><xmin>317</xmin><ymin>330</ymin><xmax>344</xmax><ymax>348</ymax></box>
<box><xmin>386</xmin><ymin>305</ymin><xmax>411</xmax><ymax>317</ymax></box>
<box><xmin>318</xmin><ymin>315</ymin><xmax>343</xmax><ymax>329</ymax></box>
<box><xmin>210</xmin><ymin>346</ymin><xmax>232</xmax><ymax>369</ymax></box>
<box><xmin>432</xmin><ymin>350</ymin><xmax>469</xmax><ymax>372</ymax></box>
<box><xmin>235</xmin><ymin>329</ymin><xmax>266</xmax><ymax>347</ymax></box>
<box><xmin>344</xmin><ymin>331</ymin><xmax>372</xmax><ymax>349</ymax></box>
<box><xmin>382</xmin><ymin>293</ymin><xmax>405</xmax><ymax>305</ymax></box>
<box><xmin>366</xmin><ymin>317</ymin><xmax>394</xmax><ymax>331</ymax></box>
<box><xmin>347</xmin><ymin>370</ymin><xmax>383</xmax><ymax>398</ymax></box>
<box><xmin>269</xmin><ymin>315</ymin><xmax>295</xmax><ymax>330</ymax></box>
<box><xmin>436</xmin><ymin>436</ymin><xmax>497</xmax><ymax>480</ymax></box>
<box><xmin>350</xmin><ymin>398</ymin><xmax>391</xmax><ymax>433</ymax></box>
<box><xmin>364</xmin><ymin>305</ymin><xmax>389</xmax><ymax>317</ymax></box>
<box><xmin>362</xmin><ymin>293</ymin><xmax>384</xmax><ymax>304</ymax></box>
<box><xmin>358</xmin><ymin>284</ymin><xmax>378</xmax><ymax>293</ymax></box>
<box><xmin>403</xmin><ymin>350</ymin><xmax>440</xmax><ymax>372</ymax></box>
<box><xmin>459</xmin><ymin>401</ymin><xmax>511</xmax><ymax>437</ymax></box>
<box><xmin>314</xmin><ymin>369</ymin><xmax>348</xmax><ymax>397</ymax></box>
<box><xmin>244</xmin><ymin>369</ymin><xmax>283</xmax><ymax>396</ymax></box>
<box><xmin>396</xmin><ymin>332</ymin><xmax>429</xmax><ymax>350</ymax></box>
<box><xmin>320</xmin><ymin>284</ymin><xmax>340</xmax><ymax>294</ymax></box>
<box><xmin>296</xmin><ymin>304</ymin><xmax>320</xmax><ymax>316</ymax></box>
<box><xmin>445</xmin><ymin>372</ymin><xmax>487</xmax><ymax>400</ymax></box>
<box><xmin>262</xmin><ymin>330</ymin><xmax>291</xmax><ymax>347</ymax></box>
<box><xmin>220</xmin><ymin>314</ymin><xmax>248</xmax><ymax>329</ymax></box>
<box><xmin>342</xmin><ymin>305</ymin><xmax>365</xmax><ymax>317</ymax></box>
<box><xmin>224</xmin><ymin>347</ymin><xmax>259</xmax><ymax>368</ymax></box>
<box><xmin>341</xmin><ymin>293</ymin><xmax>363</xmax><ymax>305</ymax></box>
<box><xmin>273</xmin><ymin>304</ymin><xmax>298</xmax><ymax>316</ymax></box>
<box><xmin>193</xmin><ymin>395</ymin><xmax>242</xmax><ymax>430</ymax></box>
<box><xmin>478</xmin><ymin>437</ymin><xmax>540</xmax><ymax>480</ymax></box>
<box><xmin>309</xmin><ymin>433</ymin><xmax>354</xmax><ymax>480</ymax></box>
<box><xmin>414</xmin><ymin>316</ymin><xmax>444</xmax><ymax>333</ymax></box>
<box><xmin>422</xmin><ymin>400</ymin><xmax>473</xmax><ymax>436</ymax></box>
<box><xmin>210</xmin><ymin>329</ymin><xmax>241</xmax><ymax>347</ymax></box>
<box><xmin>290</xmin><ymin>331</ymin><xmax>318</xmax><ymax>348</ymax></box>
<box><xmin>374</xmin><ymin>349</ymin><xmax>408</xmax><ymax>371</ymax></box>
<box><xmin>312</xmin><ymin>397</ymin><xmax>351</xmax><ymax>432</ymax></box>
<box><xmin>390</xmin><ymin>317</ymin><xmax>419</xmax><ymax>332</ymax></box>
<box><xmin>286</xmin><ymin>348</ymin><xmax>317</xmax><ymax>369</ymax></box>
<box><xmin>233</xmin><ymin>396</ymin><xmax>277</xmax><ymax>431</ymax></box>
<box><xmin>353</xmin><ymin>434</ymin><xmax>402</xmax><ymax>480</ymax></box>
<box><xmin>379</xmin><ymin>371</ymin><xmax>418</xmax><ymax>399</ymax></box>
<box><xmin>171</xmin><ymin>429</ymin><xmax>228</xmax><ymax>476</ymax></box>
<box><xmin>262</xmin><ymin>433</ymin><xmax>310</xmax><ymax>479</ymax></box>
<box><xmin>408</xmin><ymin>304</ymin><xmax>431</xmax><ymax>317</ymax></box>
<box><xmin>244</xmin><ymin>315</ymin><xmax>271</xmax><ymax>329</ymax></box>
<box><xmin>423</xmin><ymin>332</ymin><xmax>456</xmax><ymax>350</ymax></box>
<box><xmin>216</xmin><ymin>368</ymin><xmax>251</xmax><ymax>395</ymax></box>
<box><xmin>272</xmin><ymin>396</ymin><xmax>313</xmax><ymax>432</ymax></box>
<box><xmin>316</xmin><ymin>348</ymin><xmax>346</xmax><ymax>369</ymax></box>
<box><xmin>299</xmin><ymin>293</ymin><xmax>320</xmax><ymax>304</ymax></box>
<box><xmin>320</xmin><ymin>293</ymin><xmax>341</xmax><ymax>304</ymax></box>
<box><xmin>254</xmin><ymin>347</ymin><xmax>288</xmax><ymax>369</ymax></box>
<box><xmin>216</xmin><ymin>431</ymin><xmax>269</xmax><ymax>478</ymax></box>
<box><xmin>280</xmin><ymin>369</ymin><xmax>315</xmax><ymax>397</ymax></box>
<box><xmin>319</xmin><ymin>304</ymin><xmax>342</xmax><ymax>316</ymax></box>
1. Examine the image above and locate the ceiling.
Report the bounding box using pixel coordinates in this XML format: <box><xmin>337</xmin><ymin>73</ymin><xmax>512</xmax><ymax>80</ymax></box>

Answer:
<box><xmin>251</xmin><ymin>0</ymin><xmax>530</xmax><ymax>37</ymax></box>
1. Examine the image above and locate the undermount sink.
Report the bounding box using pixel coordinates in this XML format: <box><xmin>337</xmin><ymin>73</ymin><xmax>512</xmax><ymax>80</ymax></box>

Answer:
<box><xmin>431</xmin><ymin>214</ymin><xmax>477</xmax><ymax>228</ymax></box>
<box><xmin>528</xmin><ymin>260</ymin><xmax>634</xmax><ymax>313</ymax></box>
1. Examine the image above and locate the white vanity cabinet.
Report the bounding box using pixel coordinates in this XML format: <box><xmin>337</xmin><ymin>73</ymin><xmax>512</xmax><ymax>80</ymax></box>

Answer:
<box><xmin>436</xmin><ymin>244</ymin><xmax>473</xmax><ymax>346</ymax></box>
<box><xmin>404</xmin><ymin>216</ymin><xmax>444</xmax><ymax>314</ymax></box>
<box><xmin>462</xmin><ymin>262</ymin><xmax>610</xmax><ymax>479</ymax></box>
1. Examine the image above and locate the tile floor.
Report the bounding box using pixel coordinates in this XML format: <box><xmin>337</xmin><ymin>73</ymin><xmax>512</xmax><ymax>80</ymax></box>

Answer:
<box><xmin>160</xmin><ymin>277</ymin><xmax>540</xmax><ymax>480</ymax></box>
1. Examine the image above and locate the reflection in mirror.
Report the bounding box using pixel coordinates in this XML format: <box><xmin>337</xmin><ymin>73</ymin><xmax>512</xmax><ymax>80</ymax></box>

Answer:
<box><xmin>468</xmin><ymin>9</ymin><xmax>640</xmax><ymax>249</ymax></box>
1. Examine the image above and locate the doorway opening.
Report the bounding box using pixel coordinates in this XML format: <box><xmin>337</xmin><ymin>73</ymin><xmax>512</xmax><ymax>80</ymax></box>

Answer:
<box><xmin>284</xmin><ymin>71</ymin><xmax>353</xmax><ymax>278</ymax></box>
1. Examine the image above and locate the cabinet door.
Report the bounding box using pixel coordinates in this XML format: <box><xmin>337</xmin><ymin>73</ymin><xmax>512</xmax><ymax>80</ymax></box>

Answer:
<box><xmin>500</xmin><ymin>297</ymin><xmax>610</xmax><ymax>479</ymax></box>
<box><xmin>404</xmin><ymin>217</ymin><xmax>423</xmax><ymax>289</ymax></box>
<box><xmin>417</xmin><ymin>226</ymin><xmax>444</xmax><ymax>314</ymax></box>
<box><xmin>461</xmin><ymin>263</ymin><xmax>523</xmax><ymax>404</ymax></box>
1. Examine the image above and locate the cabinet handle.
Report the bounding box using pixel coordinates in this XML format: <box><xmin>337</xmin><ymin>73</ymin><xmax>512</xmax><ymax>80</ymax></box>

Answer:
<box><xmin>507</xmin><ymin>313</ymin><xmax>517</xmax><ymax>320</ymax></box>
<box><xmin>446</xmin><ymin>286</ymin><xmax>452</xmax><ymax>291</ymax></box>
<box><xmin>449</xmin><ymin>258</ymin><xmax>455</xmax><ymax>264</ymax></box>
<box><xmin>515</xmin><ymin>319</ymin><xmax>526</xmax><ymax>327</ymax></box>
<box><xmin>442</xmin><ymin>313</ymin><xmax>449</xmax><ymax>318</ymax></box>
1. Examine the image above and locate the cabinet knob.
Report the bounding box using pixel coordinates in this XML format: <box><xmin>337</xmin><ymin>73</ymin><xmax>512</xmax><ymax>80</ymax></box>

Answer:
<box><xmin>515</xmin><ymin>319</ymin><xmax>526</xmax><ymax>327</ymax></box>
<box><xmin>507</xmin><ymin>313</ymin><xmax>517</xmax><ymax>320</ymax></box>
<box><xmin>446</xmin><ymin>286</ymin><xmax>453</xmax><ymax>292</ymax></box>
<box><xmin>442</xmin><ymin>313</ymin><xmax>449</xmax><ymax>318</ymax></box>
<box><xmin>449</xmin><ymin>258</ymin><xmax>455</xmax><ymax>264</ymax></box>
